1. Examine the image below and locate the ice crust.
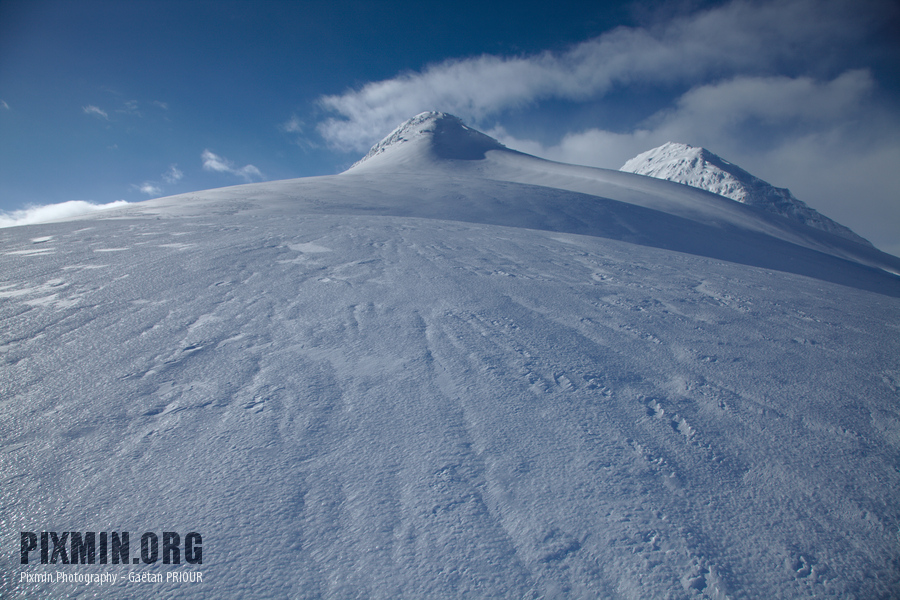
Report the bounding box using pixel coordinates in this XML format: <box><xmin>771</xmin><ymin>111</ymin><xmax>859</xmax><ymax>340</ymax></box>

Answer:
<box><xmin>3</xmin><ymin>114</ymin><xmax>900</xmax><ymax>599</ymax></box>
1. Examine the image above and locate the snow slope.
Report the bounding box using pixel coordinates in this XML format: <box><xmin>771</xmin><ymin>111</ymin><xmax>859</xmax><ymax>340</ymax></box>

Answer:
<box><xmin>3</xmin><ymin>113</ymin><xmax>900</xmax><ymax>599</ymax></box>
<box><xmin>620</xmin><ymin>142</ymin><xmax>870</xmax><ymax>246</ymax></box>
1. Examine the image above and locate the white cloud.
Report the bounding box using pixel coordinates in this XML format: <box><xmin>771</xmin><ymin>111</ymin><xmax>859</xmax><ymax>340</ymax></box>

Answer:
<box><xmin>489</xmin><ymin>126</ymin><xmax>653</xmax><ymax>172</ymax></box>
<box><xmin>163</xmin><ymin>165</ymin><xmax>183</xmax><ymax>184</ymax></box>
<box><xmin>496</xmin><ymin>70</ymin><xmax>879</xmax><ymax>167</ymax></box>
<box><xmin>648</xmin><ymin>70</ymin><xmax>876</xmax><ymax>140</ymax></box>
<box><xmin>130</xmin><ymin>165</ymin><xmax>183</xmax><ymax>198</ymax></box>
<box><xmin>280</xmin><ymin>115</ymin><xmax>320</xmax><ymax>151</ymax></box>
<box><xmin>201</xmin><ymin>150</ymin><xmax>231</xmax><ymax>173</ymax></box>
<box><xmin>1</xmin><ymin>100</ymin><xmax>9</xmax><ymax>110</ymax></box>
<box><xmin>281</xmin><ymin>115</ymin><xmax>303</xmax><ymax>134</ymax></box>
<box><xmin>201</xmin><ymin>150</ymin><xmax>264</xmax><ymax>182</ymax></box>
<box><xmin>136</xmin><ymin>182</ymin><xmax>162</xmax><ymax>196</ymax></box>
<box><xmin>0</xmin><ymin>201</ymin><xmax>130</xmax><ymax>228</ymax></box>
<box><xmin>118</xmin><ymin>100</ymin><xmax>141</xmax><ymax>116</ymax></box>
<box><xmin>315</xmin><ymin>0</ymin><xmax>893</xmax><ymax>152</ymax></box>
<box><xmin>760</xmin><ymin>134</ymin><xmax>900</xmax><ymax>256</ymax></box>
<box><xmin>83</xmin><ymin>105</ymin><xmax>109</xmax><ymax>120</ymax></box>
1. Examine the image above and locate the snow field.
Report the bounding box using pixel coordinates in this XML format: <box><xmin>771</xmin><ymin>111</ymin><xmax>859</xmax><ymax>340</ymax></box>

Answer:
<box><xmin>2</xmin><ymin>209</ymin><xmax>899</xmax><ymax>598</ymax></box>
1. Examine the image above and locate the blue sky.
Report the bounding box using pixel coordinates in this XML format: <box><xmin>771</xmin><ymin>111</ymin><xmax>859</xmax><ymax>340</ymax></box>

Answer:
<box><xmin>2</xmin><ymin>0</ymin><xmax>899</xmax><ymax>254</ymax></box>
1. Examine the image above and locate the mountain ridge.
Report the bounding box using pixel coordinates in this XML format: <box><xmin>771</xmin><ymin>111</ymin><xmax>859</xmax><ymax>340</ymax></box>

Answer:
<box><xmin>340</xmin><ymin>113</ymin><xmax>894</xmax><ymax>277</ymax></box>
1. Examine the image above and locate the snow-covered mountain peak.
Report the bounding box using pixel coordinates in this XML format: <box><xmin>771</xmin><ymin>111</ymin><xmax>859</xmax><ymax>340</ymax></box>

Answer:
<box><xmin>626</xmin><ymin>141</ymin><xmax>708</xmax><ymax>164</ymax></box>
<box><xmin>348</xmin><ymin>111</ymin><xmax>506</xmax><ymax>170</ymax></box>
<box><xmin>620</xmin><ymin>142</ymin><xmax>762</xmax><ymax>202</ymax></box>
<box><xmin>621</xmin><ymin>142</ymin><xmax>872</xmax><ymax>246</ymax></box>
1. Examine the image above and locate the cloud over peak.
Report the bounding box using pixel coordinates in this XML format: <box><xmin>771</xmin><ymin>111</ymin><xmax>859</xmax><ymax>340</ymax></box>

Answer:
<box><xmin>314</xmin><ymin>0</ymin><xmax>895</xmax><ymax>153</ymax></box>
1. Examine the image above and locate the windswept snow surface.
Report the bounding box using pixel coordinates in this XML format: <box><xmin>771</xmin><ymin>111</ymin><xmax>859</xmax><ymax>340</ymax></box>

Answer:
<box><xmin>620</xmin><ymin>142</ymin><xmax>871</xmax><ymax>247</ymax></box>
<box><xmin>0</xmin><ymin>200</ymin><xmax>131</xmax><ymax>228</ymax></box>
<box><xmin>3</xmin><ymin>113</ymin><xmax>900</xmax><ymax>598</ymax></box>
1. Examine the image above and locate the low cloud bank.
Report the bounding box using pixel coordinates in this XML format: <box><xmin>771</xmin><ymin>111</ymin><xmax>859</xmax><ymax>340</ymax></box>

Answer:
<box><xmin>0</xmin><ymin>200</ymin><xmax>130</xmax><ymax>228</ymax></box>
